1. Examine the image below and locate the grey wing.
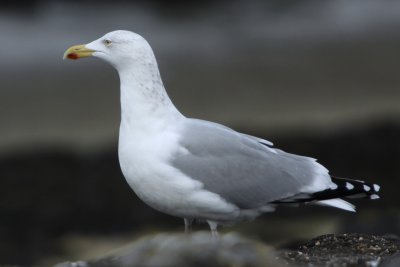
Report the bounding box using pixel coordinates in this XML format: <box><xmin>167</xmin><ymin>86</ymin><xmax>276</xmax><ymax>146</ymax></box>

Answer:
<box><xmin>171</xmin><ymin>119</ymin><xmax>333</xmax><ymax>209</ymax></box>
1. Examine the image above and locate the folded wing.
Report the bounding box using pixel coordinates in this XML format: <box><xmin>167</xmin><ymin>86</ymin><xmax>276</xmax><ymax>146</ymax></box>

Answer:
<box><xmin>171</xmin><ymin>119</ymin><xmax>335</xmax><ymax>209</ymax></box>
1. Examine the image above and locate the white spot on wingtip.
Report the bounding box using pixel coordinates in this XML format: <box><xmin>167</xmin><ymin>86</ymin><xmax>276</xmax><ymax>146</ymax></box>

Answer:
<box><xmin>373</xmin><ymin>184</ymin><xmax>380</xmax><ymax>192</ymax></box>
<box><xmin>330</xmin><ymin>183</ymin><xmax>338</xmax><ymax>190</ymax></box>
<box><xmin>370</xmin><ymin>194</ymin><xmax>380</xmax><ymax>200</ymax></box>
<box><xmin>363</xmin><ymin>185</ymin><xmax>371</xmax><ymax>191</ymax></box>
<box><xmin>346</xmin><ymin>182</ymin><xmax>354</xmax><ymax>190</ymax></box>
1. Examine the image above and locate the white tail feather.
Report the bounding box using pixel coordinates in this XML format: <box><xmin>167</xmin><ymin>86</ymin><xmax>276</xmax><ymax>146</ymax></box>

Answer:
<box><xmin>316</xmin><ymin>198</ymin><xmax>356</xmax><ymax>212</ymax></box>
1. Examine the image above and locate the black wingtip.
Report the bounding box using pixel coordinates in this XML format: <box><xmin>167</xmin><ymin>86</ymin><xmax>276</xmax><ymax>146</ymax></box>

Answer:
<box><xmin>317</xmin><ymin>176</ymin><xmax>381</xmax><ymax>201</ymax></box>
<box><xmin>272</xmin><ymin>176</ymin><xmax>380</xmax><ymax>205</ymax></box>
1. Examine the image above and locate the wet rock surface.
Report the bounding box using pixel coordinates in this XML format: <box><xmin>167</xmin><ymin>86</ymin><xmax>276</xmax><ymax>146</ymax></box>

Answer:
<box><xmin>280</xmin><ymin>233</ymin><xmax>400</xmax><ymax>266</ymax></box>
<box><xmin>54</xmin><ymin>232</ymin><xmax>280</xmax><ymax>267</ymax></box>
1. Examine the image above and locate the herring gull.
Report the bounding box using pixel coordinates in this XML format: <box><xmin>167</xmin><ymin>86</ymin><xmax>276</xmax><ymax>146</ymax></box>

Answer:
<box><xmin>63</xmin><ymin>30</ymin><xmax>380</xmax><ymax>237</ymax></box>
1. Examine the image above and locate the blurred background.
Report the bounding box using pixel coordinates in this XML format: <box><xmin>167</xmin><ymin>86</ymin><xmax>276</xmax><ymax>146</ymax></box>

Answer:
<box><xmin>0</xmin><ymin>0</ymin><xmax>399</xmax><ymax>265</ymax></box>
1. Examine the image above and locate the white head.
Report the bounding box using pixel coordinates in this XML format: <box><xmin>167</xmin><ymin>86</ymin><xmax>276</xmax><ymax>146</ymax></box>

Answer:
<box><xmin>63</xmin><ymin>30</ymin><xmax>155</xmax><ymax>71</ymax></box>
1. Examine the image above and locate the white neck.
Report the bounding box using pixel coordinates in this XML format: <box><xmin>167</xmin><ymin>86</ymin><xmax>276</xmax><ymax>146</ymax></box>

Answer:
<box><xmin>117</xmin><ymin>56</ymin><xmax>183</xmax><ymax>132</ymax></box>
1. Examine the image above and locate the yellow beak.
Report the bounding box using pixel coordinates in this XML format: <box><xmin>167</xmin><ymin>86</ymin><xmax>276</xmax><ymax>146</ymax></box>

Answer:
<box><xmin>63</xmin><ymin>44</ymin><xmax>96</xmax><ymax>60</ymax></box>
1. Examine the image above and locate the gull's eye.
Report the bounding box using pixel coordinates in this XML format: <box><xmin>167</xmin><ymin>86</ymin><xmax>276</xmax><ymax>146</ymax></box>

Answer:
<box><xmin>103</xmin><ymin>39</ymin><xmax>112</xmax><ymax>46</ymax></box>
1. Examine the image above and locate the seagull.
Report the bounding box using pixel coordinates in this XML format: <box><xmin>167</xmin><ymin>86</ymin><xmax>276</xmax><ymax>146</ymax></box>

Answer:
<box><xmin>64</xmin><ymin>30</ymin><xmax>380</xmax><ymax>237</ymax></box>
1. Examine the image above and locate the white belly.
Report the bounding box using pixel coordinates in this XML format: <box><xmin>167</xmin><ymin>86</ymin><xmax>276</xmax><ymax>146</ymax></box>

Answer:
<box><xmin>118</xmin><ymin>127</ymin><xmax>239</xmax><ymax>221</ymax></box>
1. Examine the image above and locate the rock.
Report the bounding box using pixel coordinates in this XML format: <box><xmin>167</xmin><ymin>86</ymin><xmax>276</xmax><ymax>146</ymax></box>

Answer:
<box><xmin>280</xmin><ymin>233</ymin><xmax>400</xmax><ymax>266</ymax></box>
<box><xmin>380</xmin><ymin>252</ymin><xmax>400</xmax><ymax>267</ymax></box>
<box><xmin>54</xmin><ymin>232</ymin><xmax>282</xmax><ymax>267</ymax></box>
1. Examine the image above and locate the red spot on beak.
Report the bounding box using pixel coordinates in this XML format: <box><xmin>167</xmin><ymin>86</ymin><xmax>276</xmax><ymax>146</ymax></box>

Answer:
<box><xmin>67</xmin><ymin>53</ymin><xmax>79</xmax><ymax>60</ymax></box>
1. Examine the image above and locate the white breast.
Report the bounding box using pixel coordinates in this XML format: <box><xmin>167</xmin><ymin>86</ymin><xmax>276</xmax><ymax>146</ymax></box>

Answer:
<box><xmin>118</xmin><ymin>121</ymin><xmax>239</xmax><ymax>220</ymax></box>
